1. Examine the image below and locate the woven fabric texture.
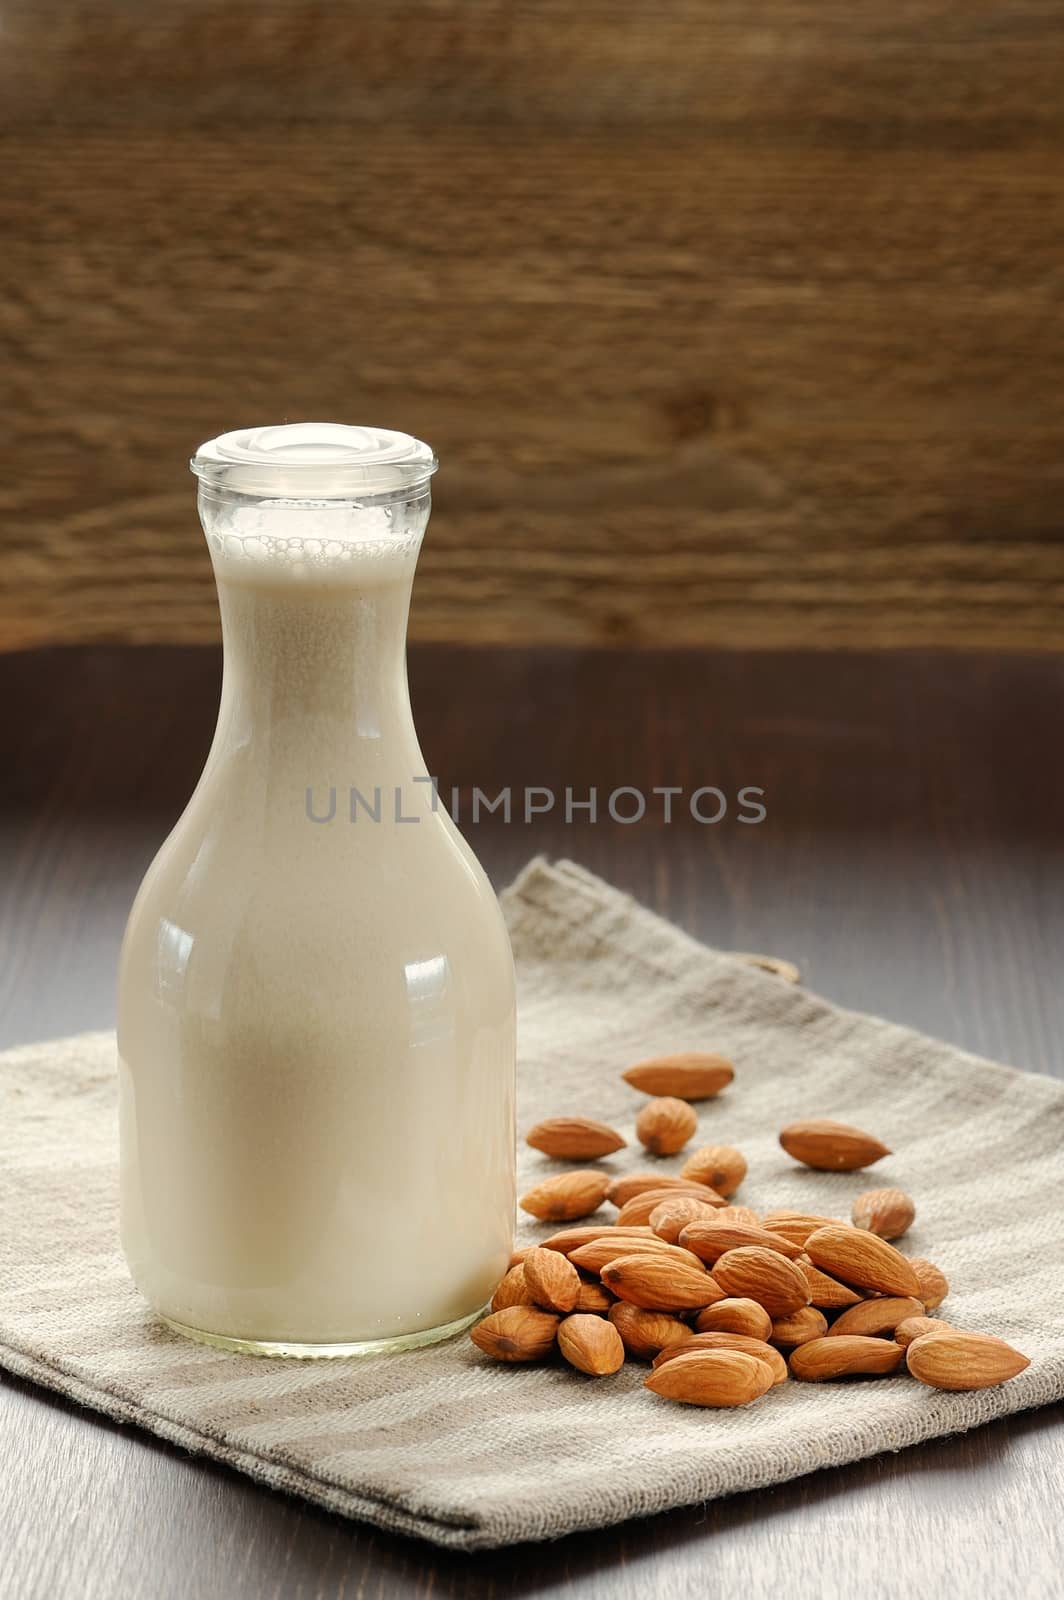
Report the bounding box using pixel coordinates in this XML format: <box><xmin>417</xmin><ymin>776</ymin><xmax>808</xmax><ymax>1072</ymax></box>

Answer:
<box><xmin>1</xmin><ymin>858</ymin><xmax>1061</xmax><ymax>1549</ymax></box>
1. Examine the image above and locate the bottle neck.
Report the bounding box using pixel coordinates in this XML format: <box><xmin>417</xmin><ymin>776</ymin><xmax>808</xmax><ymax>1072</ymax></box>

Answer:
<box><xmin>216</xmin><ymin>565</ymin><xmax>420</xmax><ymax>756</ymax></box>
<box><xmin>202</xmin><ymin>485</ymin><xmax>430</xmax><ymax>779</ymax></box>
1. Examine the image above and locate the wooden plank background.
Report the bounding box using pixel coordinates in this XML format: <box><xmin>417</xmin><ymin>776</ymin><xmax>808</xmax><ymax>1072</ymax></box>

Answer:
<box><xmin>3</xmin><ymin>1</ymin><xmax>1064</xmax><ymax>651</ymax></box>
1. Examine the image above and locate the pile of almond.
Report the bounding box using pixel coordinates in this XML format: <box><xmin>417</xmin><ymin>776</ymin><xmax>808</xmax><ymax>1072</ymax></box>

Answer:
<box><xmin>471</xmin><ymin>1053</ymin><xmax>1031</xmax><ymax>1407</ymax></box>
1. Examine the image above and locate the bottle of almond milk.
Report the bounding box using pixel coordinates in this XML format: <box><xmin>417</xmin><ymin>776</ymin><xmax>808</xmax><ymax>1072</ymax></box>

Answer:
<box><xmin>117</xmin><ymin>424</ymin><xmax>516</xmax><ymax>1356</ymax></box>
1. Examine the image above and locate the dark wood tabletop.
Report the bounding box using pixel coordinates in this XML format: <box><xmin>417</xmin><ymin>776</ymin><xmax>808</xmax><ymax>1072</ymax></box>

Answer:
<box><xmin>1</xmin><ymin>643</ymin><xmax>1061</xmax><ymax>1600</ymax></box>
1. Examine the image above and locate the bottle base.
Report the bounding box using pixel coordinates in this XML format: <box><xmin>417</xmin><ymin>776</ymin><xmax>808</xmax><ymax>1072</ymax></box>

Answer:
<box><xmin>158</xmin><ymin>1305</ymin><xmax>486</xmax><ymax>1359</ymax></box>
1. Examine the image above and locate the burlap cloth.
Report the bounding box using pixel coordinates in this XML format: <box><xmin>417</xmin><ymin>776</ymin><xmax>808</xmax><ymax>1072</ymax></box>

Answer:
<box><xmin>1</xmin><ymin>859</ymin><xmax>1062</xmax><ymax>1549</ymax></box>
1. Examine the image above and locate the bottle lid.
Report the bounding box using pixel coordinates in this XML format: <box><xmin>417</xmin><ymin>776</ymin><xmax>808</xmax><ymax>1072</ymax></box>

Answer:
<box><xmin>191</xmin><ymin>423</ymin><xmax>438</xmax><ymax>499</ymax></box>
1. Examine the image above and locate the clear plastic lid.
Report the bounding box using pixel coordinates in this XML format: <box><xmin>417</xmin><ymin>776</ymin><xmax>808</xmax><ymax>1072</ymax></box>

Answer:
<box><xmin>191</xmin><ymin>423</ymin><xmax>438</xmax><ymax>499</ymax></box>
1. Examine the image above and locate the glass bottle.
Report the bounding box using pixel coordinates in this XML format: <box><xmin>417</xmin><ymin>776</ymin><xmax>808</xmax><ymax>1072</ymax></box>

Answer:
<box><xmin>117</xmin><ymin>424</ymin><xmax>516</xmax><ymax>1356</ymax></box>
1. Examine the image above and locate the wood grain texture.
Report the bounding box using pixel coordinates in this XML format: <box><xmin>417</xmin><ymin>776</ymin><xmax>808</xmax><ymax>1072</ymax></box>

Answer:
<box><xmin>1</xmin><ymin>641</ymin><xmax>1063</xmax><ymax>1597</ymax></box>
<box><xmin>3</xmin><ymin>3</ymin><xmax>1064</xmax><ymax>651</ymax></box>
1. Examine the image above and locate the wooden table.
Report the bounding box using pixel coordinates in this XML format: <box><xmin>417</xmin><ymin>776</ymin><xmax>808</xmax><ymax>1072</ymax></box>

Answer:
<box><xmin>1</xmin><ymin>644</ymin><xmax>1061</xmax><ymax>1599</ymax></box>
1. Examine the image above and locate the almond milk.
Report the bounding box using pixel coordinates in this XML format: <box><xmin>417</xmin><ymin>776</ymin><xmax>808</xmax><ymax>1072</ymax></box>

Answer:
<box><xmin>118</xmin><ymin>426</ymin><xmax>516</xmax><ymax>1354</ymax></box>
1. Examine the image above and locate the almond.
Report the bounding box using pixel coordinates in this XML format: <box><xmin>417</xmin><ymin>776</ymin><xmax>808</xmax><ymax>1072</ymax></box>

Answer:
<box><xmin>827</xmin><ymin>1296</ymin><xmax>924</xmax><ymax>1339</ymax></box>
<box><xmin>694</xmin><ymin>1298</ymin><xmax>773</xmax><ymax>1340</ymax></box>
<box><xmin>522</xmin><ymin>1246</ymin><xmax>581</xmax><ymax>1312</ymax></box>
<box><xmin>649</xmin><ymin>1196</ymin><xmax>722</xmax><ymax>1244</ymax></box>
<box><xmin>469</xmin><ymin>1307</ymin><xmax>560</xmax><ymax>1363</ymax></box>
<box><xmin>778</xmin><ymin>1119</ymin><xmax>890</xmax><ymax>1172</ymax></box>
<box><xmin>491</xmin><ymin>1263</ymin><xmax>536</xmax><ymax>1311</ymax></box>
<box><xmin>607</xmin><ymin>1303</ymin><xmax>691</xmax><ymax>1360</ymax></box>
<box><xmin>635</xmin><ymin>1096</ymin><xmax>698</xmax><ymax>1156</ymax></box>
<box><xmin>713</xmin><ymin>1205</ymin><xmax>760</xmax><ymax>1227</ymax></box>
<box><xmin>608</xmin><ymin>1171</ymin><xmax>728</xmax><ymax>1208</ymax></box>
<box><xmin>541</xmin><ymin>1224</ymin><xmax>655</xmax><ymax>1254</ymax></box>
<box><xmin>790</xmin><ymin>1335</ymin><xmax>906</xmax><ymax>1380</ymax></box>
<box><xmin>894</xmin><ymin>1314</ymin><xmax>953</xmax><ymax>1348</ymax></box>
<box><xmin>569</xmin><ymin>1236</ymin><xmax>705</xmax><ymax>1275</ymax></box>
<box><xmin>557</xmin><ymin>1314</ymin><xmax>625</xmax><ymax>1376</ymax></box>
<box><xmin>678</xmin><ymin>1221</ymin><xmax>803</xmax><ymax>1263</ymax></box>
<box><xmin>906</xmin><ymin>1331</ymin><xmax>1030</xmax><ymax>1391</ymax></box>
<box><xmin>909</xmin><ymin>1257</ymin><xmax>950</xmax><ymax>1311</ymax></box>
<box><xmin>623</xmin><ymin>1052</ymin><xmax>734</xmax><ymax>1101</ymax></box>
<box><xmin>795</xmin><ymin>1257</ymin><xmax>863</xmax><ymax>1309</ymax></box>
<box><xmin>761</xmin><ymin>1211</ymin><xmax>843</xmax><ymax>1246</ymax></box>
<box><xmin>601</xmin><ymin>1253</ymin><xmax>723</xmax><ymax>1312</ymax></box>
<box><xmin>734</xmin><ymin>952</ymin><xmax>801</xmax><ymax>983</ymax></box>
<box><xmin>575</xmin><ymin>1277</ymin><xmax>615</xmax><ymax>1313</ymax></box>
<box><xmin>507</xmin><ymin>1246</ymin><xmax>531</xmax><ymax>1269</ymax></box>
<box><xmin>804</xmin><ymin>1225</ymin><xmax>921</xmax><ymax>1298</ymax></box>
<box><xmin>653</xmin><ymin>1332</ymin><xmax>789</xmax><ymax>1386</ymax></box>
<box><xmin>525</xmin><ymin>1116</ymin><xmax>627</xmax><ymax>1160</ymax></box>
<box><xmin>851</xmin><ymin>1187</ymin><xmax>915</xmax><ymax>1240</ymax></box>
<box><xmin>680</xmin><ymin>1144</ymin><xmax>747</xmax><ymax>1197</ymax></box>
<box><xmin>711</xmin><ymin>1247</ymin><xmax>810</xmax><ymax>1316</ymax></box>
<box><xmin>645</xmin><ymin>1349</ymin><xmax>774</xmax><ymax>1407</ymax></box>
<box><xmin>519</xmin><ymin>1170</ymin><xmax>611</xmax><ymax>1222</ymax></box>
<box><xmin>616</xmin><ymin>1185</ymin><xmax>725</xmax><ymax>1227</ymax></box>
<box><xmin>770</xmin><ymin>1306</ymin><xmax>828</xmax><ymax>1346</ymax></box>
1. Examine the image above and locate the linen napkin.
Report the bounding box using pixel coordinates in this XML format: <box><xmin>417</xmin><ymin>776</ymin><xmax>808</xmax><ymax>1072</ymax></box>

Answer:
<box><xmin>0</xmin><ymin>858</ymin><xmax>1061</xmax><ymax>1550</ymax></box>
